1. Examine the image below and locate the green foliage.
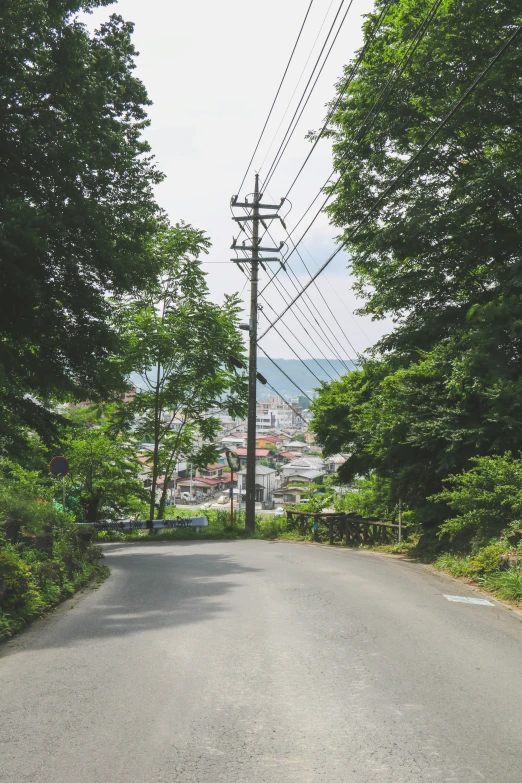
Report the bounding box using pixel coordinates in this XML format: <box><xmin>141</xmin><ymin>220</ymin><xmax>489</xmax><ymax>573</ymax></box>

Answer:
<box><xmin>434</xmin><ymin>553</ymin><xmax>476</xmax><ymax>579</ymax></box>
<box><xmin>333</xmin><ymin>475</ymin><xmax>396</xmax><ymax>520</ymax></box>
<box><xmin>481</xmin><ymin>568</ymin><xmax>522</xmax><ymax>601</ymax></box>
<box><xmin>0</xmin><ymin>464</ymin><xmax>107</xmax><ymax>640</ymax></box>
<box><xmin>328</xmin><ymin>0</ymin><xmax>522</xmax><ymax>358</ymax></box>
<box><xmin>471</xmin><ymin>545</ymin><xmax>504</xmax><ymax>575</ymax></box>
<box><xmin>118</xmin><ymin>223</ymin><xmax>247</xmax><ymax>520</ymax></box>
<box><xmin>310</xmin><ymin>0</ymin><xmax>522</xmax><ymax>546</ymax></box>
<box><xmin>90</xmin><ymin>507</ymin><xmax>290</xmax><ymax>542</ymax></box>
<box><xmin>0</xmin><ymin>0</ymin><xmax>163</xmax><ymax>455</ymax></box>
<box><xmin>60</xmin><ymin>406</ymin><xmax>148</xmax><ymax>524</ymax></box>
<box><xmin>433</xmin><ymin>454</ymin><xmax>522</xmax><ymax>547</ymax></box>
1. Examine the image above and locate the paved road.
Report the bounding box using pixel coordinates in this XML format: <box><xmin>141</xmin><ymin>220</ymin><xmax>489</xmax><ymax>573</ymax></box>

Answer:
<box><xmin>1</xmin><ymin>540</ymin><xmax>521</xmax><ymax>783</ymax></box>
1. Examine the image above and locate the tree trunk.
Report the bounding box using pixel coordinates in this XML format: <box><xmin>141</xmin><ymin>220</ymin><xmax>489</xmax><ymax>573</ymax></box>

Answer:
<box><xmin>157</xmin><ymin>453</ymin><xmax>175</xmax><ymax>521</ymax></box>
<box><xmin>148</xmin><ymin>358</ymin><xmax>163</xmax><ymax>531</ymax></box>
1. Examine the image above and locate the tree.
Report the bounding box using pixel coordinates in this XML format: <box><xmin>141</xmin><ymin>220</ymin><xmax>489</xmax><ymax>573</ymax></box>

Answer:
<box><xmin>327</xmin><ymin>0</ymin><xmax>522</xmax><ymax>358</ymax></box>
<box><xmin>60</xmin><ymin>406</ymin><xmax>148</xmax><ymax>524</ymax></box>
<box><xmin>119</xmin><ymin>224</ymin><xmax>248</xmax><ymax>522</ymax></box>
<box><xmin>0</xmin><ymin>1</ymin><xmax>163</xmax><ymax>454</ymax></box>
<box><xmin>309</xmin><ymin>0</ymin><xmax>522</xmax><ymax>530</ymax></box>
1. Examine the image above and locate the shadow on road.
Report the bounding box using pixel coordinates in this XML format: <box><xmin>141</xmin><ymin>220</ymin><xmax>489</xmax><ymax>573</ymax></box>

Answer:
<box><xmin>10</xmin><ymin>545</ymin><xmax>260</xmax><ymax>653</ymax></box>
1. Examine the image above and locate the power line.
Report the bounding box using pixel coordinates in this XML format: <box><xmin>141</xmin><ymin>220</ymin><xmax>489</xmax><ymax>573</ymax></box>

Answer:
<box><xmin>239</xmin><ymin>222</ymin><xmax>353</xmax><ymax>370</ymax></box>
<box><xmin>262</xmin><ymin>378</ymin><xmax>311</xmax><ymax>425</ymax></box>
<box><xmin>234</xmin><ymin>227</ymin><xmax>341</xmax><ymax>384</ymax></box>
<box><xmin>284</xmin><ymin>0</ymin><xmax>396</xmax><ymax>200</ymax></box>
<box><xmin>259</xmin><ymin>20</ymin><xmax>522</xmax><ymax>339</ymax></box>
<box><xmin>236</xmin><ymin>0</ymin><xmax>316</xmax><ymax>195</ymax></box>
<box><xmin>279</xmin><ymin>0</ymin><xmax>445</xmax><ymax>272</ymax></box>
<box><xmin>257</xmin><ymin>0</ymin><xmax>337</xmax><ymax>175</ymax></box>
<box><xmin>262</xmin><ymin>0</ymin><xmax>356</xmax><ymax>192</ymax></box>
<box><xmin>259</xmin><ymin>300</ymin><xmax>337</xmax><ymax>381</ymax></box>
<box><xmin>257</xmin><ymin>347</ymin><xmax>313</xmax><ymax>401</ymax></box>
<box><xmin>260</xmin><ymin>220</ymin><xmax>361</xmax><ymax>361</ymax></box>
<box><xmin>261</xmin><ymin>0</ymin><xmax>352</xmax><ymax>190</ymax></box>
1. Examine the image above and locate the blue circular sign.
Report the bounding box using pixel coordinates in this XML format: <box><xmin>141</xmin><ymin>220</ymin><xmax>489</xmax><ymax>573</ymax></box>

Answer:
<box><xmin>49</xmin><ymin>456</ymin><xmax>69</xmax><ymax>478</ymax></box>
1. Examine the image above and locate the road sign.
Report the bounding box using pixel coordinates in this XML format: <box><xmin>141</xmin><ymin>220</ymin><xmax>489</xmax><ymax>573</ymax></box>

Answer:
<box><xmin>49</xmin><ymin>456</ymin><xmax>69</xmax><ymax>478</ymax></box>
<box><xmin>226</xmin><ymin>450</ymin><xmax>241</xmax><ymax>472</ymax></box>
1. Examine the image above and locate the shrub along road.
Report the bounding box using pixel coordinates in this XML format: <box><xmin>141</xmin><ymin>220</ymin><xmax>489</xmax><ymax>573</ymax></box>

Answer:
<box><xmin>1</xmin><ymin>540</ymin><xmax>521</xmax><ymax>782</ymax></box>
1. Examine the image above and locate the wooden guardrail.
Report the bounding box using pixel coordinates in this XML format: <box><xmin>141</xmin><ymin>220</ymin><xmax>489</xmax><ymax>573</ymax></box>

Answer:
<box><xmin>285</xmin><ymin>510</ymin><xmax>406</xmax><ymax>545</ymax></box>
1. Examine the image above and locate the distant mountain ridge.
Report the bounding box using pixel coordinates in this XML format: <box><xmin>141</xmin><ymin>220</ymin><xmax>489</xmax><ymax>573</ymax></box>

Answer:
<box><xmin>257</xmin><ymin>357</ymin><xmax>355</xmax><ymax>399</ymax></box>
<box><xmin>130</xmin><ymin>359</ymin><xmax>355</xmax><ymax>400</ymax></box>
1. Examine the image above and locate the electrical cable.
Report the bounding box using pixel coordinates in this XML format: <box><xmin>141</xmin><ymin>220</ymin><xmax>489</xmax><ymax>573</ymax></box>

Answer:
<box><xmin>261</xmin><ymin>0</ymin><xmax>351</xmax><ymax>191</ymax></box>
<box><xmin>257</xmin><ymin>0</ymin><xmax>337</xmax><ymax>175</ymax></box>
<box><xmin>259</xmin><ymin>220</ymin><xmax>361</xmax><ymax>361</ymax></box>
<box><xmin>239</xmin><ymin>221</ymin><xmax>353</xmax><ymax>370</ymax></box>
<box><xmin>234</xmin><ymin>221</ymin><xmax>342</xmax><ymax>383</ymax></box>
<box><xmin>236</xmin><ymin>0</ymin><xmax>316</xmax><ymax>195</ymax></box>
<box><xmin>284</xmin><ymin>0</ymin><xmax>396</xmax><ymax>200</ymax></box>
<box><xmin>279</xmin><ymin>0</ymin><xmax>445</xmax><ymax>272</ymax></box>
<box><xmin>262</xmin><ymin>0</ymin><xmax>356</xmax><ymax>192</ymax></box>
<box><xmin>259</xmin><ymin>20</ymin><xmax>522</xmax><ymax>339</ymax></box>
<box><xmin>257</xmin><ymin>347</ymin><xmax>313</xmax><ymax>401</ymax></box>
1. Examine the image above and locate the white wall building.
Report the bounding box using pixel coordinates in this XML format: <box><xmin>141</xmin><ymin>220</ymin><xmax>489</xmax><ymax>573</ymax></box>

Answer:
<box><xmin>237</xmin><ymin>465</ymin><xmax>277</xmax><ymax>503</ymax></box>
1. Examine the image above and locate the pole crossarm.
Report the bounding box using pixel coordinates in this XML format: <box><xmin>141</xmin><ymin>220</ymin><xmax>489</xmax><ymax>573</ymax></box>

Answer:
<box><xmin>231</xmin><ymin>239</ymin><xmax>284</xmax><ymax>252</ymax></box>
<box><xmin>231</xmin><ymin>197</ymin><xmax>285</xmax><ymax>210</ymax></box>
<box><xmin>232</xmin><ymin>214</ymin><xmax>285</xmax><ymax>223</ymax></box>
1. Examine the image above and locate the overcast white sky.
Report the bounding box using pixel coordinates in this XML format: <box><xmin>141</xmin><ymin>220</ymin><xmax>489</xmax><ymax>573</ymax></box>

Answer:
<box><xmin>86</xmin><ymin>0</ymin><xmax>392</xmax><ymax>360</ymax></box>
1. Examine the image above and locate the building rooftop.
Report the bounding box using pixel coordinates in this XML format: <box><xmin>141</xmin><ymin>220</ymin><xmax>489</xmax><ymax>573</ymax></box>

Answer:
<box><xmin>237</xmin><ymin>465</ymin><xmax>277</xmax><ymax>476</ymax></box>
<box><xmin>235</xmin><ymin>447</ymin><xmax>270</xmax><ymax>457</ymax></box>
<box><xmin>285</xmin><ymin>457</ymin><xmax>324</xmax><ymax>469</ymax></box>
<box><xmin>284</xmin><ymin>469</ymin><xmax>324</xmax><ymax>480</ymax></box>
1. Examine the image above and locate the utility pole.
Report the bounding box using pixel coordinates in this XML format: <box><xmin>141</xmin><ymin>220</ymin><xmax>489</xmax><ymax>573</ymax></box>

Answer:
<box><xmin>231</xmin><ymin>175</ymin><xmax>285</xmax><ymax>533</ymax></box>
<box><xmin>245</xmin><ymin>174</ymin><xmax>260</xmax><ymax>533</ymax></box>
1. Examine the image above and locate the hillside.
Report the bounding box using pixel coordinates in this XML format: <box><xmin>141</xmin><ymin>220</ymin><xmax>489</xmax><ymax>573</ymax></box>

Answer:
<box><xmin>257</xmin><ymin>357</ymin><xmax>355</xmax><ymax>399</ymax></box>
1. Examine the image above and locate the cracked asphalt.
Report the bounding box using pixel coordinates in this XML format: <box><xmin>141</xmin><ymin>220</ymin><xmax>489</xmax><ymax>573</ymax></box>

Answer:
<box><xmin>1</xmin><ymin>539</ymin><xmax>522</xmax><ymax>782</ymax></box>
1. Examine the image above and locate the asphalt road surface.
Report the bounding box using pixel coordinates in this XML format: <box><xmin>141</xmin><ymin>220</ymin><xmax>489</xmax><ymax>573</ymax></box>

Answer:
<box><xmin>1</xmin><ymin>540</ymin><xmax>522</xmax><ymax>783</ymax></box>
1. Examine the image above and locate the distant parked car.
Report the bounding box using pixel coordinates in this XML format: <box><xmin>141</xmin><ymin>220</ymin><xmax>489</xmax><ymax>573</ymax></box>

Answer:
<box><xmin>217</xmin><ymin>494</ymin><xmax>228</xmax><ymax>505</ymax></box>
<box><xmin>274</xmin><ymin>507</ymin><xmax>285</xmax><ymax>517</ymax></box>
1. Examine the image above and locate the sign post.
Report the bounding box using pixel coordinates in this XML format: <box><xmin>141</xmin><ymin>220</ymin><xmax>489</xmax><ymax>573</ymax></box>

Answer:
<box><xmin>398</xmin><ymin>498</ymin><xmax>402</xmax><ymax>544</ymax></box>
<box><xmin>226</xmin><ymin>450</ymin><xmax>241</xmax><ymax>525</ymax></box>
<box><xmin>49</xmin><ymin>456</ymin><xmax>70</xmax><ymax>511</ymax></box>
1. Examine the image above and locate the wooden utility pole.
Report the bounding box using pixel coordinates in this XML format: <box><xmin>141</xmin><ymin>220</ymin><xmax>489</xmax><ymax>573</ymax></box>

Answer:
<box><xmin>231</xmin><ymin>177</ymin><xmax>285</xmax><ymax>533</ymax></box>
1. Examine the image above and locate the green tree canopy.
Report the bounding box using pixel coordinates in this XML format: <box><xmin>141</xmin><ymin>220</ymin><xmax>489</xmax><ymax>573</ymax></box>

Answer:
<box><xmin>327</xmin><ymin>0</ymin><xmax>522</xmax><ymax>357</ymax></box>
<box><xmin>0</xmin><ymin>0</ymin><xmax>163</xmax><ymax>454</ymax></box>
<box><xmin>310</xmin><ymin>0</ymin><xmax>522</xmax><ymax>530</ymax></box>
<box><xmin>60</xmin><ymin>405</ymin><xmax>148</xmax><ymax>524</ymax></box>
<box><xmin>118</xmin><ymin>223</ymin><xmax>248</xmax><ymax>521</ymax></box>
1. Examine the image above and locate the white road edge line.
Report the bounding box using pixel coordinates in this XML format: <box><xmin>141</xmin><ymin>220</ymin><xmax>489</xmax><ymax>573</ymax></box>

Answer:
<box><xmin>443</xmin><ymin>594</ymin><xmax>495</xmax><ymax>606</ymax></box>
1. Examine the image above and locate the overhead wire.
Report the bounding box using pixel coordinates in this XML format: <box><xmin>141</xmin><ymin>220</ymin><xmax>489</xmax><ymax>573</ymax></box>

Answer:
<box><xmin>259</xmin><ymin>19</ymin><xmax>522</xmax><ymax>339</ymax></box>
<box><xmin>259</xmin><ymin>218</ymin><xmax>362</xmax><ymax>361</ymax></box>
<box><xmin>257</xmin><ymin>0</ymin><xmax>337</xmax><ymax>175</ymax></box>
<box><xmin>236</xmin><ymin>0</ymin><xmax>316</xmax><ymax>195</ymax></box>
<box><xmin>234</xmin><ymin>245</ymin><xmax>338</xmax><ymax>384</ymax></box>
<box><xmin>257</xmin><ymin>347</ymin><xmax>313</xmax><ymax>401</ymax></box>
<box><xmin>262</xmin><ymin>0</ymin><xmax>356</xmax><ymax>192</ymax></box>
<box><xmin>284</xmin><ymin>0</ymin><xmax>396</xmax><ymax>200</ymax></box>
<box><xmin>238</xmin><ymin>219</ymin><xmax>351</xmax><ymax>372</ymax></box>
<box><xmin>276</xmin><ymin>0</ymin><xmax>446</xmax><ymax>275</ymax></box>
<box><xmin>261</xmin><ymin>0</ymin><xmax>353</xmax><ymax>190</ymax></box>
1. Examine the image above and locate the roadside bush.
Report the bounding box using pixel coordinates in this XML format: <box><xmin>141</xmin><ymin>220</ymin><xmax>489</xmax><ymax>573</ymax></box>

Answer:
<box><xmin>432</xmin><ymin>454</ymin><xmax>522</xmax><ymax>548</ymax></box>
<box><xmin>481</xmin><ymin>568</ymin><xmax>522</xmax><ymax>601</ymax></box>
<box><xmin>0</xmin><ymin>465</ymin><xmax>106</xmax><ymax>641</ymax></box>
<box><xmin>434</xmin><ymin>553</ymin><xmax>475</xmax><ymax>578</ymax></box>
<box><xmin>470</xmin><ymin>544</ymin><xmax>504</xmax><ymax>574</ymax></box>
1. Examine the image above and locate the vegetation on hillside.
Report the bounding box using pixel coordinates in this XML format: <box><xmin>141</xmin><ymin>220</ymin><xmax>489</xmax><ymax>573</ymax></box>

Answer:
<box><xmin>310</xmin><ymin>0</ymin><xmax>522</xmax><ymax>594</ymax></box>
